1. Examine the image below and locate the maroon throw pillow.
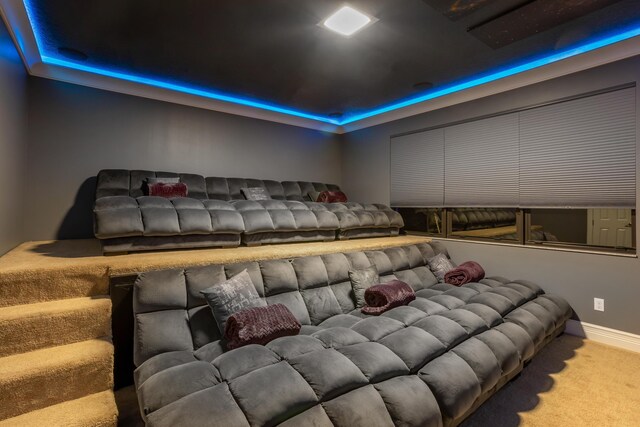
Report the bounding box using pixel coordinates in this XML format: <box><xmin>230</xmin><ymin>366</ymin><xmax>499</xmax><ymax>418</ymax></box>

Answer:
<box><xmin>147</xmin><ymin>182</ymin><xmax>188</xmax><ymax>198</ymax></box>
<box><xmin>316</xmin><ymin>190</ymin><xmax>348</xmax><ymax>203</ymax></box>
<box><xmin>224</xmin><ymin>304</ymin><xmax>301</xmax><ymax>350</ymax></box>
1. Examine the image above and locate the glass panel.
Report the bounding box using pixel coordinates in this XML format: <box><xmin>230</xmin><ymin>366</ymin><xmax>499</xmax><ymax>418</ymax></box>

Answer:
<box><xmin>450</xmin><ymin>208</ymin><xmax>519</xmax><ymax>241</ymax></box>
<box><xmin>395</xmin><ymin>208</ymin><xmax>444</xmax><ymax>236</ymax></box>
<box><xmin>528</xmin><ymin>208</ymin><xmax>635</xmax><ymax>250</ymax></box>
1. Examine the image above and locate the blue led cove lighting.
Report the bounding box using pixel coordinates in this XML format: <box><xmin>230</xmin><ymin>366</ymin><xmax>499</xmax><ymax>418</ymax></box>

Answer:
<box><xmin>19</xmin><ymin>0</ymin><xmax>640</xmax><ymax>126</ymax></box>
<box><xmin>22</xmin><ymin>0</ymin><xmax>340</xmax><ymax>125</ymax></box>
<box><xmin>339</xmin><ymin>24</ymin><xmax>640</xmax><ymax>125</ymax></box>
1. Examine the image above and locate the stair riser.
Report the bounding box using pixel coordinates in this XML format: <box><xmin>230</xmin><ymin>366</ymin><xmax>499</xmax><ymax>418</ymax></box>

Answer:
<box><xmin>0</xmin><ymin>302</ymin><xmax>112</xmax><ymax>357</ymax></box>
<box><xmin>0</xmin><ymin>390</ymin><xmax>118</xmax><ymax>427</ymax></box>
<box><xmin>0</xmin><ymin>344</ymin><xmax>114</xmax><ymax>420</ymax></box>
<box><xmin>0</xmin><ymin>270</ymin><xmax>109</xmax><ymax>307</ymax></box>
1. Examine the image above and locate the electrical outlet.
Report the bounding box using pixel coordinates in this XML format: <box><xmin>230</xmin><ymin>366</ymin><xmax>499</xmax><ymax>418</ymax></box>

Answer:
<box><xmin>594</xmin><ymin>298</ymin><xmax>605</xmax><ymax>312</ymax></box>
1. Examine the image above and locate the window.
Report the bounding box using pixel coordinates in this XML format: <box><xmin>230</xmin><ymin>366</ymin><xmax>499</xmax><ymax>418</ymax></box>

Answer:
<box><xmin>527</xmin><ymin>209</ymin><xmax>636</xmax><ymax>252</ymax></box>
<box><xmin>395</xmin><ymin>208</ymin><xmax>637</xmax><ymax>254</ymax></box>
<box><xmin>390</xmin><ymin>85</ymin><xmax>636</xmax><ymax>255</ymax></box>
<box><xmin>396</xmin><ymin>208</ymin><xmax>444</xmax><ymax>236</ymax></box>
<box><xmin>449</xmin><ymin>208</ymin><xmax>520</xmax><ymax>242</ymax></box>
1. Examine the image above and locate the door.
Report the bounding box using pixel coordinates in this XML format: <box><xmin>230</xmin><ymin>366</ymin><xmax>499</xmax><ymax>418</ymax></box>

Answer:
<box><xmin>587</xmin><ymin>209</ymin><xmax>633</xmax><ymax>248</ymax></box>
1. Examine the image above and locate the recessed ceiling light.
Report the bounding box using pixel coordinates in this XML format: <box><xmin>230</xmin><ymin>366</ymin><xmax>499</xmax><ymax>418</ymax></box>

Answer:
<box><xmin>322</xmin><ymin>6</ymin><xmax>376</xmax><ymax>37</ymax></box>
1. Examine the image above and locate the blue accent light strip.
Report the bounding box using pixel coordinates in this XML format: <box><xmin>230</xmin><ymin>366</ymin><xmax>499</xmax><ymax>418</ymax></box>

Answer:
<box><xmin>22</xmin><ymin>1</ymin><xmax>340</xmax><ymax>125</ymax></box>
<box><xmin>19</xmin><ymin>0</ymin><xmax>640</xmax><ymax>127</ymax></box>
<box><xmin>339</xmin><ymin>25</ymin><xmax>640</xmax><ymax>125</ymax></box>
<box><xmin>40</xmin><ymin>55</ymin><xmax>341</xmax><ymax>124</ymax></box>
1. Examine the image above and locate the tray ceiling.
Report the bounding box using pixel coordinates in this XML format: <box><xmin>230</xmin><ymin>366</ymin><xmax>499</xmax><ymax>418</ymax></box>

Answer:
<box><xmin>2</xmin><ymin>0</ymin><xmax>640</xmax><ymax>132</ymax></box>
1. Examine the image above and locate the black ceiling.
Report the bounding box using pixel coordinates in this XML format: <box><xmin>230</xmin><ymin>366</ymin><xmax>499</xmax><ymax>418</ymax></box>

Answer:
<box><xmin>29</xmin><ymin>0</ymin><xmax>640</xmax><ymax>118</ymax></box>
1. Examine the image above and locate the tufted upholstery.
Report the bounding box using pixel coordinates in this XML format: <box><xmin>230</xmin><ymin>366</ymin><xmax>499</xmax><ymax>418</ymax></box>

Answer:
<box><xmin>133</xmin><ymin>242</ymin><xmax>571</xmax><ymax>426</ymax></box>
<box><xmin>94</xmin><ymin>170</ymin><xmax>403</xmax><ymax>252</ymax></box>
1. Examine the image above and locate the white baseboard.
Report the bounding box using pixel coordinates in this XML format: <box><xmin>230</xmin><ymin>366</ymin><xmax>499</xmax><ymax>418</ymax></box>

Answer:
<box><xmin>565</xmin><ymin>320</ymin><xmax>640</xmax><ymax>353</ymax></box>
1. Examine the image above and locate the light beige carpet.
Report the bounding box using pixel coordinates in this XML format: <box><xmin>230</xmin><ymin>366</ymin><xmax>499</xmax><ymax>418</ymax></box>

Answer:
<box><xmin>116</xmin><ymin>335</ymin><xmax>640</xmax><ymax>427</ymax></box>
<box><xmin>463</xmin><ymin>335</ymin><xmax>640</xmax><ymax>426</ymax></box>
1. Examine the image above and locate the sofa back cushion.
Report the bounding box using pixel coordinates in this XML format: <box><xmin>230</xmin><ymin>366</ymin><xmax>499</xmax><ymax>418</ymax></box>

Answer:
<box><xmin>95</xmin><ymin>170</ymin><xmax>341</xmax><ymax>202</ymax></box>
<box><xmin>132</xmin><ymin>242</ymin><xmax>447</xmax><ymax>366</ymax></box>
<box><xmin>96</xmin><ymin>170</ymin><xmax>208</xmax><ymax>199</ymax></box>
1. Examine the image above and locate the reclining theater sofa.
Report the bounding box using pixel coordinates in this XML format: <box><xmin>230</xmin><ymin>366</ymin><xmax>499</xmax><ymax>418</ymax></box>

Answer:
<box><xmin>133</xmin><ymin>242</ymin><xmax>571</xmax><ymax>427</ymax></box>
<box><xmin>94</xmin><ymin>170</ymin><xmax>404</xmax><ymax>253</ymax></box>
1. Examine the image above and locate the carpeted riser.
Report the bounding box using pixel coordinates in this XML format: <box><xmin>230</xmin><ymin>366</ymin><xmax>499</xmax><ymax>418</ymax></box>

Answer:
<box><xmin>0</xmin><ymin>339</ymin><xmax>114</xmax><ymax>420</ymax></box>
<box><xmin>0</xmin><ymin>297</ymin><xmax>112</xmax><ymax>357</ymax></box>
<box><xmin>0</xmin><ymin>269</ymin><xmax>109</xmax><ymax>308</ymax></box>
<box><xmin>0</xmin><ymin>391</ymin><xmax>118</xmax><ymax>427</ymax></box>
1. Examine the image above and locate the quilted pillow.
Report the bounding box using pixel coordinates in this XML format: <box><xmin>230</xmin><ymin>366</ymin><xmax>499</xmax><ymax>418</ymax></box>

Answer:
<box><xmin>427</xmin><ymin>253</ymin><xmax>456</xmax><ymax>282</ymax></box>
<box><xmin>200</xmin><ymin>269</ymin><xmax>266</xmax><ymax>334</ymax></box>
<box><xmin>225</xmin><ymin>304</ymin><xmax>301</xmax><ymax>350</ymax></box>
<box><xmin>241</xmin><ymin>187</ymin><xmax>270</xmax><ymax>200</ymax></box>
<box><xmin>316</xmin><ymin>190</ymin><xmax>347</xmax><ymax>203</ymax></box>
<box><xmin>349</xmin><ymin>265</ymin><xmax>380</xmax><ymax>308</ymax></box>
<box><xmin>147</xmin><ymin>182</ymin><xmax>188</xmax><ymax>198</ymax></box>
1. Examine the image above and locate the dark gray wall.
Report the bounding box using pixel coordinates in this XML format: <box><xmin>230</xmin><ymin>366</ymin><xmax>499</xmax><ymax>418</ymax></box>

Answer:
<box><xmin>24</xmin><ymin>78</ymin><xmax>343</xmax><ymax>240</ymax></box>
<box><xmin>0</xmin><ymin>20</ymin><xmax>27</xmax><ymax>255</ymax></box>
<box><xmin>341</xmin><ymin>56</ymin><xmax>640</xmax><ymax>334</ymax></box>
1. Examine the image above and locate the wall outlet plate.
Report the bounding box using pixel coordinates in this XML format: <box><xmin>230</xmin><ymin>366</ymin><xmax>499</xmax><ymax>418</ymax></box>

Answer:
<box><xmin>594</xmin><ymin>298</ymin><xmax>605</xmax><ymax>312</ymax></box>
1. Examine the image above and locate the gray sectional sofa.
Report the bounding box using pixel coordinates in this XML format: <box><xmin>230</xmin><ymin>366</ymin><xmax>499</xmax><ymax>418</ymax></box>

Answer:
<box><xmin>132</xmin><ymin>242</ymin><xmax>571</xmax><ymax>426</ymax></box>
<box><xmin>94</xmin><ymin>170</ymin><xmax>403</xmax><ymax>253</ymax></box>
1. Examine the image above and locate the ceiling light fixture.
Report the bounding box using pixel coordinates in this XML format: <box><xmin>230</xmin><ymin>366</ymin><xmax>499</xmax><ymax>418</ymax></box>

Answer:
<box><xmin>322</xmin><ymin>6</ymin><xmax>376</xmax><ymax>37</ymax></box>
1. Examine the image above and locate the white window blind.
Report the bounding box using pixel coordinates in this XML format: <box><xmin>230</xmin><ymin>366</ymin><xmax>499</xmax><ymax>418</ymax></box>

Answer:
<box><xmin>444</xmin><ymin>113</ymin><xmax>520</xmax><ymax>207</ymax></box>
<box><xmin>389</xmin><ymin>87</ymin><xmax>636</xmax><ymax>209</ymax></box>
<box><xmin>390</xmin><ymin>129</ymin><xmax>444</xmax><ymax>207</ymax></box>
<box><xmin>519</xmin><ymin>87</ymin><xmax>636</xmax><ymax>208</ymax></box>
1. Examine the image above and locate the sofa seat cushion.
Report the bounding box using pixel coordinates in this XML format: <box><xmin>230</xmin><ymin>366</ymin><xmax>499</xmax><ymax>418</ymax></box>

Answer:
<box><xmin>94</xmin><ymin>196</ymin><xmax>144</xmax><ymax>238</ymax></box>
<box><xmin>94</xmin><ymin>196</ymin><xmax>244</xmax><ymax>238</ymax></box>
<box><xmin>314</xmin><ymin>202</ymin><xmax>403</xmax><ymax>231</ymax></box>
<box><xmin>232</xmin><ymin>200</ymin><xmax>339</xmax><ymax>234</ymax></box>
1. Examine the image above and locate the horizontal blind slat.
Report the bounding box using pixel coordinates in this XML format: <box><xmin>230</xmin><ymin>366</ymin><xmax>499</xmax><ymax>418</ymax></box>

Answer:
<box><xmin>445</xmin><ymin>113</ymin><xmax>519</xmax><ymax>206</ymax></box>
<box><xmin>519</xmin><ymin>87</ymin><xmax>636</xmax><ymax>208</ymax></box>
<box><xmin>390</xmin><ymin>129</ymin><xmax>444</xmax><ymax>206</ymax></box>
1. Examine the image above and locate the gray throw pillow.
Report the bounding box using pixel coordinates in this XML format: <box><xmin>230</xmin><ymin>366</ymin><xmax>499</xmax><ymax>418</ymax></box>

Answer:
<box><xmin>200</xmin><ymin>269</ymin><xmax>266</xmax><ymax>334</ymax></box>
<box><xmin>241</xmin><ymin>187</ymin><xmax>270</xmax><ymax>200</ymax></box>
<box><xmin>307</xmin><ymin>190</ymin><xmax>321</xmax><ymax>202</ymax></box>
<box><xmin>147</xmin><ymin>177</ymin><xmax>180</xmax><ymax>184</ymax></box>
<box><xmin>427</xmin><ymin>253</ymin><xmax>456</xmax><ymax>282</ymax></box>
<box><xmin>349</xmin><ymin>265</ymin><xmax>380</xmax><ymax>308</ymax></box>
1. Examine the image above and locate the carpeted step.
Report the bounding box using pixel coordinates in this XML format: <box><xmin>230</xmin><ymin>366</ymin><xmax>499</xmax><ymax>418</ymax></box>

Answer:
<box><xmin>0</xmin><ymin>297</ymin><xmax>112</xmax><ymax>357</ymax></box>
<box><xmin>0</xmin><ymin>266</ymin><xmax>109</xmax><ymax>308</ymax></box>
<box><xmin>0</xmin><ymin>390</ymin><xmax>118</xmax><ymax>427</ymax></box>
<box><xmin>0</xmin><ymin>339</ymin><xmax>114</xmax><ymax>421</ymax></box>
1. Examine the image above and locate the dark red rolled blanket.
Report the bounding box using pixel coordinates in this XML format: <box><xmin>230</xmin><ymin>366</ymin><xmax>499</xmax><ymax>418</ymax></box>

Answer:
<box><xmin>361</xmin><ymin>280</ymin><xmax>416</xmax><ymax>315</ymax></box>
<box><xmin>444</xmin><ymin>261</ymin><xmax>485</xmax><ymax>286</ymax></box>
<box><xmin>224</xmin><ymin>303</ymin><xmax>301</xmax><ymax>350</ymax></box>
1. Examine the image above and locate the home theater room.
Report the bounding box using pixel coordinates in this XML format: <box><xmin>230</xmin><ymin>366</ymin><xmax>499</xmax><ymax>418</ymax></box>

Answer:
<box><xmin>1</xmin><ymin>0</ymin><xmax>640</xmax><ymax>426</ymax></box>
